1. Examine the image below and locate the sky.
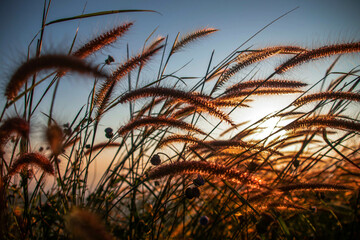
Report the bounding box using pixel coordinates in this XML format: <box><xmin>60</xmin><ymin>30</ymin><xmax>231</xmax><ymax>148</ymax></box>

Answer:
<box><xmin>0</xmin><ymin>0</ymin><xmax>360</xmax><ymax>130</ymax></box>
<box><xmin>1</xmin><ymin>0</ymin><xmax>360</xmax><ymax>188</ymax></box>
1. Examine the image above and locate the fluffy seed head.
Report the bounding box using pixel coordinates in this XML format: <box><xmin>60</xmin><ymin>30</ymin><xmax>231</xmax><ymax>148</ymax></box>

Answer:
<box><xmin>46</xmin><ymin>123</ymin><xmax>64</xmax><ymax>156</ymax></box>
<box><xmin>7</xmin><ymin>153</ymin><xmax>54</xmax><ymax>176</ymax></box>
<box><xmin>0</xmin><ymin>117</ymin><xmax>29</xmax><ymax>149</ymax></box>
<box><xmin>73</xmin><ymin>22</ymin><xmax>133</xmax><ymax>59</ymax></box>
<box><xmin>148</xmin><ymin>160</ymin><xmax>262</xmax><ymax>188</ymax></box>
<box><xmin>171</xmin><ymin>28</ymin><xmax>218</xmax><ymax>54</ymax></box>
<box><xmin>118</xmin><ymin>116</ymin><xmax>206</xmax><ymax>136</ymax></box>
<box><xmin>5</xmin><ymin>54</ymin><xmax>107</xmax><ymax>100</ymax></box>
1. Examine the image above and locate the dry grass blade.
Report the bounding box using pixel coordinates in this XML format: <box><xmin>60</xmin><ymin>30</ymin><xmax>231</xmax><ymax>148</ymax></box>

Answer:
<box><xmin>226</xmin><ymin>79</ymin><xmax>307</xmax><ymax>94</ymax></box>
<box><xmin>7</xmin><ymin>153</ymin><xmax>54</xmax><ymax>176</ymax></box>
<box><xmin>119</xmin><ymin>87</ymin><xmax>234</xmax><ymax>125</ymax></box>
<box><xmin>73</xmin><ymin>22</ymin><xmax>133</xmax><ymax>59</ymax></box>
<box><xmin>284</xmin><ymin>116</ymin><xmax>360</xmax><ymax>133</ymax></box>
<box><xmin>5</xmin><ymin>54</ymin><xmax>107</xmax><ymax>100</ymax></box>
<box><xmin>84</xmin><ymin>142</ymin><xmax>121</xmax><ymax>156</ymax></box>
<box><xmin>118</xmin><ymin>116</ymin><xmax>206</xmax><ymax>136</ymax></box>
<box><xmin>171</xmin><ymin>28</ymin><xmax>218</xmax><ymax>54</ymax></box>
<box><xmin>220</xmin><ymin>88</ymin><xmax>303</xmax><ymax>100</ymax></box>
<box><xmin>276</xmin><ymin>42</ymin><xmax>360</xmax><ymax>73</ymax></box>
<box><xmin>218</xmin><ymin>46</ymin><xmax>307</xmax><ymax>86</ymax></box>
<box><xmin>148</xmin><ymin>160</ymin><xmax>262</xmax><ymax>187</ymax></box>
<box><xmin>293</xmin><ymin>91</ymin><xmax>360</xmax><ymax>106</ymax></box>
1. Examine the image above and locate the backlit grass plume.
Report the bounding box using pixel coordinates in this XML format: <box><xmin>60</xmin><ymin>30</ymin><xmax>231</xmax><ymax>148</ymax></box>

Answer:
<box><xmin>220</xmin><ymin>88</ymin><xmax>303</xmax><ymax>100</ymax></box>
<box><xmin>218</xmin><ymin>46</ymin><xmax>307</xmax><ymax>86</ymax></box>
<box><xmin>119</xmin><ymin>87</ymin><xmax>234</xmax><ymax>125</ymax></box>
<box><xmin>0</xmin><ymin>117</ymin><xmax>29</xmax><ymax>147</ymax></box>
<box><xmin>226</xmin><ymin>79</ymin><xmax>307</xmax><ymax>94</ymax></box>
<box><xmin>293</xmin><ymin>91</ymin><xmax>360</xmax><ymax>106</ymax></box>
<box><xmin>171</xmin><ymin>27</ymin><xmax>218</xmax><ymax>54</ymax></box>
<box><xmin>276</xmin><ymin>42</ymin><xmax>360</xmax><ymax>73</ymax></box>
<box><xmin>45</xmin><ymin>123</ymin><xmax>64</xmax><ymax>156</ymax></box>
<box><xmin>158</xmin><ymin>134</ymin><xmax>210</xmax><ymax>149</ymax></box>
<box><xmin>73</xmin><ymin>22</ymin><xmax>133</xmax><ymax>59</ymax></box>
<box><xmin>277</xmin><ymin>183</ymin><xmax>353</xmax><ymax>192</ymax></box>
<box><xmin>118</xmin><ymin>116</ymin><xmax>206</xmax><ymax>136</ymax></box>
<box><xmin>284</xmin><ymin>116</ymin><xmax>360</xmax><ymax>133</ymax></box>
<box><xmin>148</xmin><ymin>160</ymin><xmax>262</xmax><ymax>187</ymax></box>
<box><xmin>5</xmin><ymin>54</ymin><xmax>107</xmax><ymax>100</ymax></box>
<box><xmin>94</xmin><ymin>44</ymin><xmax>164</xmax><ymax>120</ymax></box>
<box><xmin>7</xmin><ymin>153</ymin><xmax>54</xmax><ymax>176</ymax></box>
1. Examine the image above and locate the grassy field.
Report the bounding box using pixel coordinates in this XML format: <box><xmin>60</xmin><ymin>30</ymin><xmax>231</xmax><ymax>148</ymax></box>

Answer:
<box><xmin>0</xmin><ymin>4</ymin><xmax>360</xmax><ymax>240</ymax></box>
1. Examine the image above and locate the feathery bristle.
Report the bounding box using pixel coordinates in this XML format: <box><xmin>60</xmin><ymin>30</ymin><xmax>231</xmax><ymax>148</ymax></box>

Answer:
<box><xmin>226</xmin><ymin>79</ymin><xmax>307</xmax><ymax>94</ymax></box>
<box><xmin>276</xmin><ymin>42</ymin><xmax>360</xmax><ymax>73</ymax></box>
<box><xmin>277</xmin><ymin>183</ymin><xmax>352</xmax><ymax>192</ymax></box>
<box><xmin>46</xmin><ymin>123</ymin><xmax>64</xmax><ymax>156</ymax></box>
<box><xmin>171</xmin><ymin>28</ymin><xmax>218</xmax><ymax>54</ymax></box>
<box><xmin>293</xmin><ymin>91</ymin><xmax>360</xmax><ymax>106</ymax></box>
<box><xmin>94</xmin><ymin>45</ymin><xmax>164</xmax><ymax>110</ymax></box>
<box><xmin>220</xmin><ymin>88</ymin><xmax>303</xmax><ymax>100</ymax></box>
<box><xmin>284</xmin><ymin>116</ymin><xmax>360</xmax><ymax>133</ymax></box>
<box><xmin>215</xmin><ymin>46</ymin><xmax>307</xmax><ymax>89</ymax></box>
<box><xmin>148</xmin><ymin>160</ymin><xmax>262</xmax><ymax>187</ymax></box>
<box><xmin>5</xmin><ymin>54</ymin><xmax>107</xmax><ymax>100</ymax></box>
<box><xmin>73</xmin><ymin>22</ymin><xmax>133</xmax><ymax>59</ymax></box>
<box><xmin>119</xmin><ymin>87</ymin><xmax>234</xmax><ymax>125</ymax></box>
<box><xmin>7</xmin><ymin>153</ymin><xmax>54</xmax><ymax>176</ymax></box>
<box><xmin>158</xmin><ymin>134</ymin><xmax>209</xmax><ymax>149</ymax></box>
<box><xmin>0</xmin><ymin>117</ymin><xmax>29</xmax><ymax>146</ymax></box>
<box><xmin>191</xmin><ymin>140</ymin><xmax>282</xmax><ymax>156</ymax></box>
<box><xmin>118</xmin><ymin>116</ymin><xmax>206</xmax><ymax>136</ymax></box>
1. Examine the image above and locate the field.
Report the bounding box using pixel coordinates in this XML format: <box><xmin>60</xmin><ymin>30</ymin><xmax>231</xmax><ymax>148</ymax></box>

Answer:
<box><xmin>0</xmin><ymin>5</ymin><xmax>360</xmax><ymax>240</ymax></box>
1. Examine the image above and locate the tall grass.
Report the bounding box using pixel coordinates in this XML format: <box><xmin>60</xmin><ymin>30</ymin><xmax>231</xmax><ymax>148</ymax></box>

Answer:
<box><xmin>1</xmin><ymin>4</ymin><xmax>360</xmax><ymax>240</ymax></box>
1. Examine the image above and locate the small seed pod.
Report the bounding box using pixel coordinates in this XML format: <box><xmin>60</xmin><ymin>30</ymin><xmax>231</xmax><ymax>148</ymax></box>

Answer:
<box><xmin>293</xmin><ymin>159</ymin><xmax>300</xmax><ymax>168</ymax></box>
<box><xmin>185</xmin><ymin>187</ymin><xmax>194</xmax><ymax>199</ymax></box>
<box><xmin>105</xmin><ymin>132</ymin><xmax>114</xmax><ymax>139</ymax></box>
<box><xmin>247</xmin><ymin>161</ymin><xmax>259</xmax><ymax>172</ymax></box>
<box><xmin>105</xmin><ymin>55</ymin><xmax>115</xmax><ymax>65</ymax></box>
<box><xmin>199</xmin><ymin>216</ymin><xmax>209</xmax><ymax>225</ymax></box>
<box><xmin>150</xmin><ymin>154</ymin><xmax>161</xmax><ymax>166</ymax></box>
<box><xmin>85</xmin><ymin>144</ymin><xmax>91</xmax><ymax>149</ymax></box>
<box><xmin>192</xmin><ymin>186</ymin><xmax>200</xmax><ymax>198</ymax></box>
<box><xmin>105</xmin><ymin>127</ymin><xmax>113</xmax><ymax>134</ymax></box>
<box><xmin>193</xmin><ymin>174</ymin><xmax>205</xmax><ymax>186</ymax></box>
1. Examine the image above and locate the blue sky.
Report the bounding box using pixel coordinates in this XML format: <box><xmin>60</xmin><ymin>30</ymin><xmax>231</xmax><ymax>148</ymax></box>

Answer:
<box><xmin>0</xmin><ymin>0</ymin><xmax>359</xmax><ymax>126</ymax></box>
<box><xmin>1</xmin><ymin>0</ymin><xmax>359</xmax><ymax>185</ymax></box>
